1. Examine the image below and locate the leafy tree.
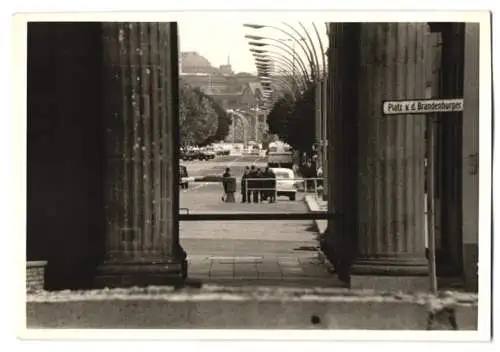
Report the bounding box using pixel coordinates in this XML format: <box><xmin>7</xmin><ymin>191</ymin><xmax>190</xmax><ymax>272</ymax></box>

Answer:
<box><xmin>286</xmin><ymin>85</ymin><xmax>316</xmax><ymax>152</ymax></box>
<box><xmin>266</xmin><ymin>85</ymin><xmax>316</xmax><ymax>154</ymax></box>
<box><xmin>266</xmin><ymin>93</ymin><xmax>294</xmax><ymax>137</ymax></box>
<box><xmin>199</xmin><ymin>93</ymin><xmax>230</xmax><ymax>145</ymax></box>
<box><xmin>179</xmin><ymin>84</ymin><xmax>230</xmax><ymax>146</ymax></box>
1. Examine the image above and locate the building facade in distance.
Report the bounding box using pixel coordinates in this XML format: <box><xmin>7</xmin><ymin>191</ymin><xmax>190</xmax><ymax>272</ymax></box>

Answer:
<box><xmin>180</xmin><ymin>52</ymin><xmax>266</xmax><ymax>142</ymax></box>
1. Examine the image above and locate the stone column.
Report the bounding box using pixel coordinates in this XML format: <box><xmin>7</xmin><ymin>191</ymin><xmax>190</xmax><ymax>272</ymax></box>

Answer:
<box><xmin>321</xmin><ymin>76</ymin><xmax>328</xmax><ymax>201</ymax></box>
<box><xmin>95</xmin><ymin>22</ymin><xmax>186</xmax><ymax>288</ymax></box>
<box><xmin>315</xmin><ymin>81</ymin><xmax>322</xmax><ymax>166</ymax></box>
<box><xmin>351</xmin><ymin>23</ymin><xmax>430</xmax><ymax>290</ymax></box>
<box><xmin>461</xmin><ymin>23</ymin><xmax>479</xmax><ymax>291</ymax></box>
<box><xmin>324</xmin><ymin>23</ymin><xmax>360</xmax><ymax>285</ymax></box>
<box><xmin>436</xmin><ymin>24</ymin><xmax>465</xmax><ymax>276</ymax></box>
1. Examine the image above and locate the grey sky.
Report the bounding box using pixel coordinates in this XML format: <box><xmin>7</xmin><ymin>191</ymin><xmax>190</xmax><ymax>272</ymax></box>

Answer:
<box><xmin>178</xmin><ymin>21</ymin><xmax>329</xmax><ymax>74</ymax></box>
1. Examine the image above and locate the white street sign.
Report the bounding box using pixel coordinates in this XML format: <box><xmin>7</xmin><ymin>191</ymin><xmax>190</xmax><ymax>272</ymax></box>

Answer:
<box><xmin>382</xmin><ymin>99</ymin><xmax>464</xmax><ymax>115</ymax></box>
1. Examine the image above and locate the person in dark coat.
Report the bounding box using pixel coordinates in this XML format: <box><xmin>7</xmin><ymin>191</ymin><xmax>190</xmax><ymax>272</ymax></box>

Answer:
<box><xmin>247</xmin><ymin>165</ymin><xmax>257</xmax><ymax>203</ymax></box>
<box><xmin>261</xmin><ymin>167</ymin><xmax>273</xmax><ymax>203</ymax></box>
<box><xmin>221</xmin><ymin>167</ymin><xmax>231</xmax><ymax>201</ymax></box>
<box><xmin>305</xmin><ymin>160</ymin><xmax>314</xmax><ymax>192</ymax></box>
<box><xmin>241</xmin><ymin>166</ymin><xmax>250</xmax><ymax>203</ymax></box>
<box><xmin>254</xmin><ymin>168</ymin><xmax>263</xmax><ymax>203</ymax></box>
<box><xmin>267</xmin><ymin>167</ymin><xmax>276</xmax><ymax>203</ymax></box>
<box><xmin>260</xmin><ymin>168</ymin><xmax>269</xmax><ymax>202</ymax></box>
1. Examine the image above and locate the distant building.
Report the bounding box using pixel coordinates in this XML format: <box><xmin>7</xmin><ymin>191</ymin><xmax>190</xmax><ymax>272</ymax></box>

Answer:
<box><xmin>180</xmin><ymin>51</ymin><xmax>263</xmax><ymax>109</ymax></box>
<box><xmin>180</xmin><ymin>51</ymin><xmax>267</xmax><ymax>142</ymax></box>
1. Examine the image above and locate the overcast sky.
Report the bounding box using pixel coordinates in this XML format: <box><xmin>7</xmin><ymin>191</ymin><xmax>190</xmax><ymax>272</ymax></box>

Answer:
<box><xmin>178</xmin><ymin>21</ymin><xmax>329</xmax><ymax>74</ymax></box>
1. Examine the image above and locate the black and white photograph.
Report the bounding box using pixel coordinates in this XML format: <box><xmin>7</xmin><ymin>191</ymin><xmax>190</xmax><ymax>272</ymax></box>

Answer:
<box><xmin>12</xmin><ymin>8</ymin><xmax>493</xmax><ymax>342</ymax></box>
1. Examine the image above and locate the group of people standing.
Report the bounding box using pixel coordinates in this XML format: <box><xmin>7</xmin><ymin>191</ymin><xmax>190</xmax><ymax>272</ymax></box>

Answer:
<box><xmin>241</xmin><ymin>165</ymin><xmax>277</xmax><ymax>203</ymax></box>
<box><xmin>222</xmin><ymin>165</ymin><xmax>277</xmax><ymax>204</ymax></box>
<box><xmin>300</xmin><ymin>158</ymin><xmax>321</xmax><ymax>190</ymax></box>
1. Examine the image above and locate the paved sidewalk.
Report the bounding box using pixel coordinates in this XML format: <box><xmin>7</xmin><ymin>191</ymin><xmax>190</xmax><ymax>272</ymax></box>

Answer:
<box><xmin>304</xmin><ymin>195</ymin><xmax>328</xmax><ymax>234</ymax></box>
<box><xmin>181</xmin><ymin>191</ymin><xmax>340</xmax><ymax>287</ymax></box>
<box><xmin>186</xmin><ymin>250</ymin><xmax>339</xmax><ymax>287</ymax></box>
<box><xmin>183</xmin><ymin>232</ymin><xmax>341</xmax><ymax>287</ymax></box>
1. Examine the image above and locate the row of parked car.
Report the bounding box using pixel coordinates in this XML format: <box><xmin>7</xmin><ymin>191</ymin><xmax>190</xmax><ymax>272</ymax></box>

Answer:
<box><xmin>180</xmin><ymin>145</ymin><xmax>233</xmax><ymax>161</ymax></box>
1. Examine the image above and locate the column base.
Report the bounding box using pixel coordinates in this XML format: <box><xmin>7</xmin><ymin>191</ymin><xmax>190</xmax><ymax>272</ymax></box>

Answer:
<box><xmin>349</xmin><ymin>256</ymin><xmax>430</xmax><ymax>291</ymax></box>
<box><xmin>94</xmin><ymin>259</ymin><xmax>188</xmax><ymax>289</ymax></box>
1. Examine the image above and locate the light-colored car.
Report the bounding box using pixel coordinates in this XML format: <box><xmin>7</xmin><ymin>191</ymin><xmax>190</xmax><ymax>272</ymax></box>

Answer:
<box><xmin>270</xmin><ymin>167</ymin><xmax>301</xmax><ymax>201</ymax></box>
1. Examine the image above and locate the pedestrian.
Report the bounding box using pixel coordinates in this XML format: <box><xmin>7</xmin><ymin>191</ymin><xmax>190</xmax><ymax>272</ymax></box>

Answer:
<box><xmin>267</xmin><ymin>167</ymin><xmax>277</xmax><ymax>203</ymax></box>
<box><xmin>247</xmin><ymin>165</ymin><xmax>257</xmax><ymax>203</ymax></box>
<box><xmin>253</xmin><ymin>167</ymin><xmax>262</xmax><ymax>203</ymax></box>
<box><xmin>317</xmin><ymin>165</ymin><xmax>323</xmax><ymax>187</ymax></box>
<box><xmin>241</xmin><ymin>166</ymin><xmax>250</xmax><ymax>203</ymax></box>
<box><xmin>221</xmin><ymin>167</ymin><xmax>231</xmax><ymax>201</ymax></box>
<box><xmin>260</xmin><ymin>167</ymin><xmax>268</xmax><ymax>202</ymax></box>
<box><xmin>305</xmin><ymin>160</ymin><xmax>314</xmax><ymax>192</ymax></box>
<box><xmin>260</xmin><ymin>167</ymin><xmax>270</xmax><ymax>202</ymax></box>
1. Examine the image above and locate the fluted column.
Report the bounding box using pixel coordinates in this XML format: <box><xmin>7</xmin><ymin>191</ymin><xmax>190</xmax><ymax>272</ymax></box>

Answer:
<box><xmin>461</xmin><ymin>23</ymin><xmax>479</xmax><ymax>291</ymax></box>
<box><xmin>321</xmin><ymin>76</ymin><xmax>328</xmax><ymax>201</ymax></box>
<box><xmin>351</xmin><ymin>23</ymin><xmax>429</xmax><ymax>284</ymax></box>
<box><xmin>315</xmin><ymin>81</ymin><xmax>322</xmax><ymax>163</ymax></box>
<box><xmin>324</xmin><ymin>23</ymin><xmax>360</xmax><ymax>284</ymax></box>
<box><xmin>95</xmin><ymin>22</ymin><xmax>186</xmax><ymax>288</ymax></box>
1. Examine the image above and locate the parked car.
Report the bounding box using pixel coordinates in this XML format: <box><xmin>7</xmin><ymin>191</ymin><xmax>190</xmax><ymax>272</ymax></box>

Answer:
<box><xmin>179</xmin><ymin>164</ymin><xmax>189</xmax><ymax>189</ymax></box>
<box><xmin>181</xmin><ymin>149</ymin><xmax>199</xmax><ymax>161</ymax></box>
<box><xmin>270</xmin><ymin>167</ymin><xmax>302</xmax><ymax>201</ymax></box>
<box><xmin>199</xmin><ymin>147</ymin><xmax>216</xmax><ymax>160</ymax></box>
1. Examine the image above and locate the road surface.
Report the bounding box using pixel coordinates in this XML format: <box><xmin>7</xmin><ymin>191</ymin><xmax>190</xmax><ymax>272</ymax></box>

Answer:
<box><xmin>179</xmin><ymin>155</ymin><xmax>339</xmax><ymax>287</ymax></box>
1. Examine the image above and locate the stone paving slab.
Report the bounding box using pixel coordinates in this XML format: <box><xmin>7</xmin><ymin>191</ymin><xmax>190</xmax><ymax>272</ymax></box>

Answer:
<box><xmin>187</xmin><ymin>250</ymin><xmax>336</xmax><ymax>286</ymax></box>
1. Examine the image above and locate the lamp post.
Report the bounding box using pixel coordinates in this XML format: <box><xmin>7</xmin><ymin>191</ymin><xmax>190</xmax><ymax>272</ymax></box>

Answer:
<box><xmin>256</xmin><ymin>63</ymin><xmax>295</xmax><ymax>87</ymax></box>
<box><xmin>256</xmin><ymin>65</ymin><xmax>301</xmax><ymax>98</ymax></box>
<box><xmin>237</xmin><ymin>106</ymin><xmax>262</xmax><ymax>144</ymax></box>
<box><xmin>246</xmin><ymin>37</ymin><xmax>314</xmax><ymax>82</ymax></box>
<box><xmin>255</xmin><ymin>61</ymin><xmax>304</xmax><ymax>92</ymax></box>
<box><xmin>254</xmin><ymin>105</ymin><xmax>260</xmax><ymax>143</ymax></box>
<box><xmin>253</xmin><ymin>54</ymin><xmax>309</xmax><ymax>89</ymax></box>
<box><xmin>228</xmin><ymin>109</ymin><xmax>250</xmax><ymax>146</ymax></box>
<box><xmin>311</xmin><ymin>22</ymin><xmax>327</xmax><ymax>75</ymax></box>
<box><xmin>251</xmin><ymin>48</ymin><xmax>310</xmax><ymax>81</ymax></box>
<box><xmin>277</xmin><ymin>38</ymin><xmax>296</xmax><ymax>77</ymax></box>
<box><xmin>255</xmin><ymin>59</ymin><xmax>302</xmax><ymax>87</ymax></box>
<box><xmin>281</xmin><ymin>22</ymin><xmax>321</xmax><ymax>77</ymax></box>
<box><xmin>244</xmin><ymin>24</ymin><xmax>318</xmax><ymax>80</ymax></box>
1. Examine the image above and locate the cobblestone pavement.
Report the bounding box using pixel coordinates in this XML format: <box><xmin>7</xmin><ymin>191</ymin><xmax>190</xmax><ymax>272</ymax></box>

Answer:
<box><xmin>180</xmin><ymin>166</ymin><xmax>340</xmax><ymax>287</ymax></box>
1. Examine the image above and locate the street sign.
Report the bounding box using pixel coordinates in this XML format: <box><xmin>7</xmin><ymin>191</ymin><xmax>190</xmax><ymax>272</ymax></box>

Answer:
<box><xmin>381</xmin><ymin>97</ymin><xmax>464</xmax><ymax>294</ymax></box>
<box><xmin>382</xmin><ymin>99</ymin><xmax>464</xmax><ymax>115</ymax></box>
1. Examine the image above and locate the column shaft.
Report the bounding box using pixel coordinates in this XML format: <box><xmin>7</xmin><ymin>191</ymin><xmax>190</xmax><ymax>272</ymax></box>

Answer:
<box><xmin>324</xmin><ymin>23</ymin><xmax>360</xmax><ymax>284</ymax></box>
<box><xmin>461</xmin><ymin>23</ymin><xmax>479</xmax><ymax>291</ymax></box>
<box><xmin>96</xmin><ymin>22</ymin><xmax>185</xmax><ymax>287</ymax></box>
<box><xmin>321</xmin><ymin>77</ymin><xmax>328</xmax><ymax>200</ymax></box>
<box><xmin>352</xmin><ymin>23</ymin><xmax>429</xmax><ymax>277</ymax></box>
<box><xmin>437</xmin><ymin>24</ymin><xmax>465</xmax><ymax>275</ymax></box>
<box><xmin>315</xmin><ymin>81</ymin><xmax>322</xmax><ymax>161</ymax></box>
